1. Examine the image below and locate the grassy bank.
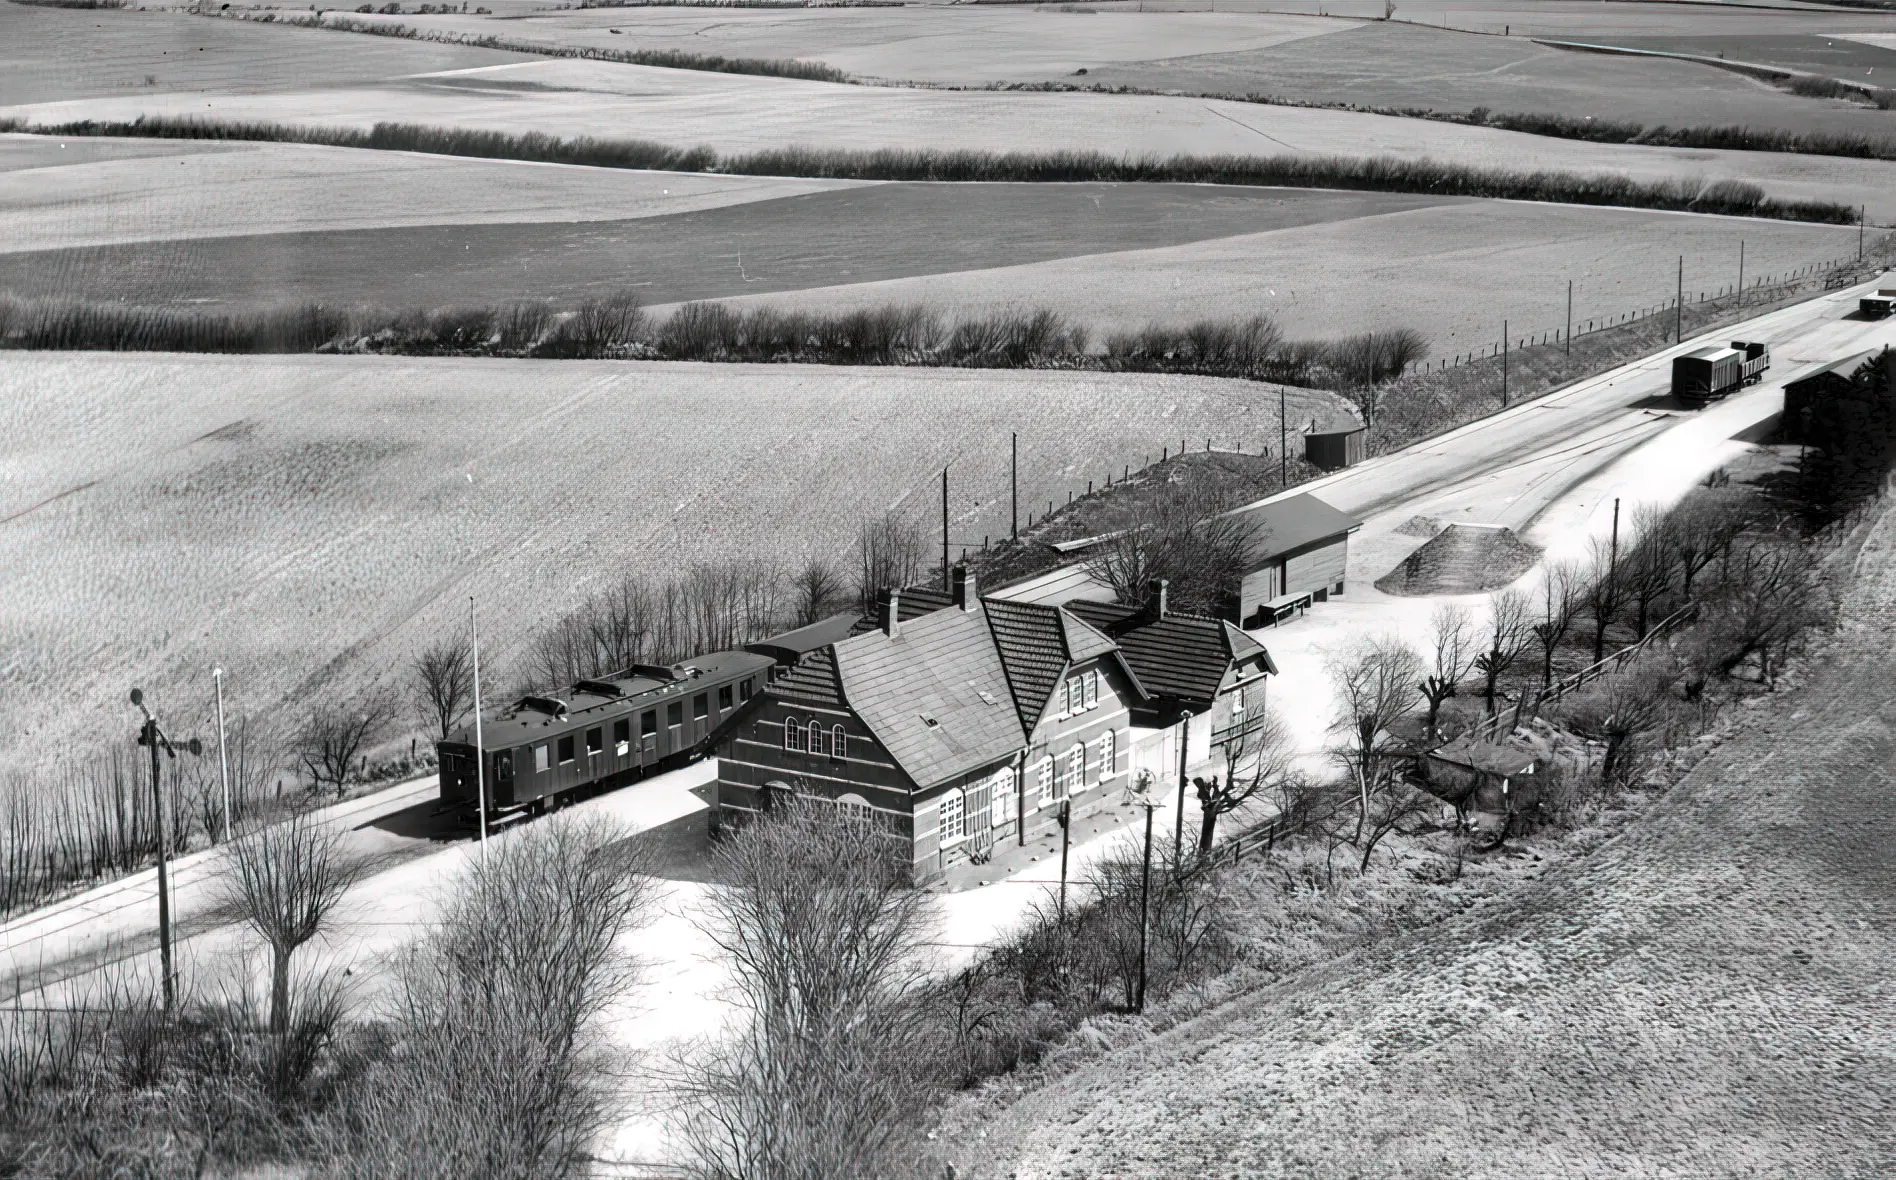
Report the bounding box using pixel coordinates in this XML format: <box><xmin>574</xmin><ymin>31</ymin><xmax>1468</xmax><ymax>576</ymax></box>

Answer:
<box><xmin>0</xmin><ymin>115</ymin><xmax>1858</xmax><ymax>224</ymax></box>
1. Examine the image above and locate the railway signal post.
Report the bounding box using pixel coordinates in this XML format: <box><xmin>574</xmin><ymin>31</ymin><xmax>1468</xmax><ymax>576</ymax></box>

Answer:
<box><xmin>130</xmin><ymin>687</ymin><xmax>199</xmax><ymax>1014</ymax></box>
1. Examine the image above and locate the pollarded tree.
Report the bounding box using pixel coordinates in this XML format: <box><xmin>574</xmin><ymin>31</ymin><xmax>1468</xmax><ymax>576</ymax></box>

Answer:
<box><xmin>1328</xmin><ymin>634</ymin><xmax>1424</xmax><ymax>853</ymax></box>
<box><xmin>1473</xmin><ymin>587</ymin><xmax>1533</xmax><ymax>717</ymax></box>
<box><xmin>1619</xmin><ymin>504</ymin><xmax>1676</xmax><ymax>640</ymax></box>
<box><xmin>1416</xmin><ymin>601</ymin><xmax>1476</xmax><ymax>742</ymax></box>
<box><xmin>1531</xmin><ymin>561</ymin><xmax>1585</xmax><ymax>688</ymax></box>
<box><xmin>219</xmin><ymin>809</ymin><xmax>365</xmax><ymax>1035</ymax></box>
<box><xmin>1583</xmin><ymin>535</ymin><xmax>1630</xmax><ymax>664</ymax></box>
<box><xmin>1194</xmin><ymin>706</ymin><xmax>1293</xmax><ymax>851</ymax></box>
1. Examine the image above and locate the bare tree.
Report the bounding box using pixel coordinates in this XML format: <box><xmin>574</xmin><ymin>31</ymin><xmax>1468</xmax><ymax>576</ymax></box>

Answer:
<box><xmin>1328</xmin><ymin>634</ymin><xmax>1423</xmax><ymax>858</ymax></box>
<box><xmin>1083</xmin><ymin>490</ymin><xmax>1256</xmax><ymax>616</ymax></box>
<box><xmin>347</xmin><ymin>816</ymin><xmax>654</xmax><ymax>1178</ymax></box>
<box><xmin>219</xmin><ymin>809</ymin><xmax>365</xmax><ymax>1035</ymax></box>
<box><xmin>1416</xmin><ymin>602</ymin><xmax>1476</xmax><ymax>742</ymax></box>
<box><xmin>1667</xmin><ymin>490</ymin><xmax>1754</xmax><ymax>597</ymax></box>
<box><xmin>791</xmin><ymin>556</ymin><xmax>847</xmax><ymax>627</ymax></box>
<box><xmin>856</xmin><ymin>511</ymin><xmax>928</xmax><ymax>611</ymax></box>
<box><xmin>1194</xmin><ymin>706</ymin><xmax>1293</xmax><ymax>851</ymax></box>
<box><xmin>1700</xmin><ymin>537</ymin><xmax>1827</xmax><ymax>687</ymax></box>
<box><xmin>1583</xmin><ymin>535</ymin><xmax>1630</xmax><ymax>664</ymax></box>
<box><xmin>1561</xmin><ymin>667</ymin><xmax>1672</xmax><ymax>789</ymax></box>
<box><xmin>1619</xmin><ymin>504</ymin><xmax>1676</xmax><ymax>640</ymax></box>
<box><xmin>410</xmin><ymin>635</ymin><xmax>473</xmax><ymax>741</ymax></box>
<box><xmin>1473</xmin><ymin>587</ymin><xmax>1532</xmax><ymax>717</ymax></box>
<box><xmin>295</xmin><ymin>688</ymin><xmax>396</xmax><ymax>799</ymax></box>
<box><xmin>1530</xmin><ymin>561</ymin><xmax>1585</xmax><ymax>688</ymax></box>
<box><xmin>681</xmin><ymin>800</ymin><xmax>938</xmax><ymax>1180</ymax></box>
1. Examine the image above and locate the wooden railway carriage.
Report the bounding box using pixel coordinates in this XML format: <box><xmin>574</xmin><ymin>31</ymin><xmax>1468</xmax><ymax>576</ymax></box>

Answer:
<box><xmin>437</xmin><ymin>649</ymin><xmax>772</xmax><ymax>818</ymax></box>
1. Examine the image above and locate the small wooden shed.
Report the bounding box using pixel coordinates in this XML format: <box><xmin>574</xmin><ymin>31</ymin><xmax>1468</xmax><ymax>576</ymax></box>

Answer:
<box><xmin>1782</xmin><ymin>349</ymin><xmax>1885</xmax><ymax>443</ymax></box>
<box><xmin>1420</xmin><ymin>737</ymin><xmax>1540</xmax><ymax>844</ymax></box>
<box><xmin>1303</xmin><ymin>424</ymin><xmax>1367</xmax><ymax>472</ymax></box>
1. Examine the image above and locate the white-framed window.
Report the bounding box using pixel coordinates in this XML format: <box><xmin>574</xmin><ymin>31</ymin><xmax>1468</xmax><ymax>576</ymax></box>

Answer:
<box><xmin>808</xmin><ymin>720</ymin><xmax>826</xmax><ymax>757</ymax></box>
<box><xmin>991</xmin><ymin>766</ymin><xmax>1016</xmax><ymax>828</ymax></box>
<box><xmin>832</xmin><ymin>724</ymin><xmax>847</xmax><ymax>761</ymax></box>
<box><xmin>783</xmin><ymin>715</ymin><xmax>801</xmax><ymax>751</ymax></box>
<box><xmin>533</xmin><ymin>744</ymin><xmax>549</xmax><ymax>773</ymax></box>
<box><xmin>1232</xmin><ymin>683</ymin><xmax>1247</xmax><ymax>715</ymax></box>
<box><xmin>1083</xmin><ymin>669</ymin><xmax>1099</xmax><ymax>709</ymax></box>
<box><xmin>1037</xmin><ymin>756</ymin><xmax>1054</xmax><ymax>807</ymax></box>
<box><xmin>836</xmin><ymin>792</ymin><xmax>873</xmax><ymax>823</ymax></box>
<box><xmin>1063</xmin><ymin>676</ymin><xmax>1081</xmax><ymax>717</ymax></box>
<box><xmin>1100</xmin><ymin>728</ymin><xmax>1117</xmax><ymax>778</ymax></box>
<box><xmin>938</xmin><ymin>788</ymin><xmax>965</xmax><ymax>846</ymax></box>
<box><xmin>1068</xmin><ymin>743</ymin><xmax>1086</xmax><ymax>791</ymax></box>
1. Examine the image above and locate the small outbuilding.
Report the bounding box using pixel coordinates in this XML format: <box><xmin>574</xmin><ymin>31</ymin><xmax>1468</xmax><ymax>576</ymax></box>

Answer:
<box><xmin>1220</xmin><ymin>492</ymin><xmax>1364</xmax><ymax>629</ymax></box>
<box><xmin>1303</xmin><ymin>424</ymin><xmax>1367</xmax><ymax>472</ymax></box>
<box><xmin>1782</xmin><ymin>349</ymin><xmax>1886</xmax><ymax>443</ymax></box>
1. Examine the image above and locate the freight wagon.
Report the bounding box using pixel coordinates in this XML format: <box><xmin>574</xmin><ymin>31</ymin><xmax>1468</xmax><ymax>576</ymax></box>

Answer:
<box><xmin>436</xmin><ymin>649</ymin><xmax>773</xmax><ymax>820</ymax></box>
<box><xmin>1671</xmin><ymin>340</ymin><xmax>1769</xmax><ymax>407</ymax></box>
<box><xmin>1861</xmin><ymin>287</ymin><xmax>1896</xmax><ymax>320</ymax></box>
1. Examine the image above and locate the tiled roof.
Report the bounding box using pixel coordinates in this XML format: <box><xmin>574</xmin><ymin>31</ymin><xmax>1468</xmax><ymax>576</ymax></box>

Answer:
<box><xmin>846</xmin><ymin>586</ymin><xmax>954</xmax><ymax>637</ymax></box>
<box><xmin>832</xmin><ymin>604</ymin><xmax>1026</xmax><ymax>789</ymax></box>
<box><xmin>771</xmin><ymin>645</ymin><xmax>845</xmax><ymax>707</ymax></box>
<box><xmin>982</xmin><ymin>599</ymin><xmax>1068</xmax><ymax>732</ymax></box>
<box><xmin>1221</xmin><ymin>492</ymin><xmax>1363</xmax><ymax>564</ymax></box>
<box><xmin>1059</xmin><ymin>610</ymin><xmax>1118</xmax><ymax>665</ymax></box>
<box><xmin>1065</xmin><ymin>601</ymin><xmax>1274</xmax><ymax>707</ymax></box>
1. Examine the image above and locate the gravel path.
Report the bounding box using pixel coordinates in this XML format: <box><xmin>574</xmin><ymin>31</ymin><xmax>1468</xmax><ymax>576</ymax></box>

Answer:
<box><xmin>964</xmin><ymin>505</ymin><xmax>1896</xmax><ymax>1178</ymax></box>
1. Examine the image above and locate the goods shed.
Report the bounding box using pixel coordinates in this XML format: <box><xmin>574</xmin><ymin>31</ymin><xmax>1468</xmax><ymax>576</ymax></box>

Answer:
<box><xmin>1221</xmin><ymin>492</ymin><xmax>1363</xmax><ymax>629</ymax></box>
<box><xmin>1782</xmin><ymin>350</ymin><xmax>1885</xmax><ymax>444</ymax></box>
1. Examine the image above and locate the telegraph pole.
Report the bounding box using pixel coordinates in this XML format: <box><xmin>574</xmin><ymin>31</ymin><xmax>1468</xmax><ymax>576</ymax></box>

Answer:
<box><xmin>1173</xmin><ymin>711</ymin><xmax>1191</xmax><ymax>871</ymax></box>
<box><xmin>1565</xmin><ymin>279</ymin><xmax>1572</xmax><ymax>357</ymax></box>
<box><xmin>940</xmin><ymin>466</ymin><xmax>949</xmax><ymax>587</ymax></box>
<box><xmin>1056</xmin><ymin>798</ymin><xmax>1072</xmax><ymax>927</ymax></box>
<box><xmin>1010</xmin><ymin>432</ymin><xmax>1018</xmax><ymax>541</ymax></box>
<box><xmin>470</xmin><ymin>597</ymin><xmax>488</xmax><ymax>861</ymax></box>
<box><xmin>1861</xmin><ymin>206</ymin><xmax>1867</xmax><ymax>261</ymax></box>
<box><xmin>1278</xmin><ymin>385</ymin><xmax>1287</xmax><ymax>488</ymax></box>
<box><xmin>1135</xmin><ymin>798</ymin><xmax>1156</xmax><ymax>1013</ymax></box>
<box><xmin>1676</xmin><ymin>256</ymin><xmax>1684</xmax><ymax>343</ymax></box>
<box><xmin>212</xmin><ymin>667</ymin><xmax>231</xmax><ymax>842</ymax></box>
<box><xmin>1502</xmin><ymin>319</ymin><xmax>1509</xmax><ymax>408</ymax></box>
<box><xmin>1737</xmin><ymin>239</ymin><xmax>1745</xmax><ymax>309</ymax></box>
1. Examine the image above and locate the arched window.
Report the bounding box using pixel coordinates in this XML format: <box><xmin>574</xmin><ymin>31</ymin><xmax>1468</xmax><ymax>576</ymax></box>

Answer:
<box><xmin>783</xmin><ymin>715</ymin><xmax>801</xmax><ymax>751</ymax></box>
<box><xmin>1067</xmin><ymin>743</ymin><xmax>1086</xmax><ymax>793</ymax></box>
<box><xmin>835</xmin><ymin>792</ymin><xmax>873</xmax><ymax>823</ymax></box>
<box><xmin>938</xmin><ymin>788</ymin><xmax>965</xmax><ymax>846</ymax></box>
<box><xmin>1037</xmin><ymin>756</ymin><xmax>1055</xmax><ymax>805</ymax></box>
<box><xmin>832</xmin><ymin>724</ymin><xmax>847</xmax><ymax>761</ymax></box>
<box><xmin>808</xmin><ymin>720</ymin><xmax>826</xmax><ymax>757</ymax></box>
<box><xmin>1100</xmin><ymin>729</ymin><xmax>1117</xmax><ymax>778</ymax></box>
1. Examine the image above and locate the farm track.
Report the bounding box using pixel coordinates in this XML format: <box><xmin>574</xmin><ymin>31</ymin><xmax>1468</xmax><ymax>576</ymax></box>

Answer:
<box><xmin>960</xmin><ymin>499</ymin><xmax>1896</xmax><ymax>1180</ymax></box>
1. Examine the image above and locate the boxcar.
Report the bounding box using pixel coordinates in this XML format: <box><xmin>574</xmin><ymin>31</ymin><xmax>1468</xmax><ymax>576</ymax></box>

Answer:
<box><xmin>1672</xmin><ymin>340</ymin><xmax>1768</xmax><ymax>407</ymax></box>
<box><xmin>436</xmin><ymin>649</ymin><xmax>772</xmax><ymax>819</ymax></box>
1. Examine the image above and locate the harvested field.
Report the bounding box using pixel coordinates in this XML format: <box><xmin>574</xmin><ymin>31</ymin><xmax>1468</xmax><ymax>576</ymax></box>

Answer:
<box><xmin>1075</xmin><ymin>21</ymin><xmax>1896</xmax><ymax>142</ymax></box>
<box><xmin>1614</xmin><ymin>32</ymin><xmax>1896</xmax><ymax>83</ymax></box>
<box><xmin>678</xmin><ymin>202</ymin><xmax>1865</xmax><ymax>361</ymax></box>
<box><xmin>0</xmin><ymin>182</ymin><xmax>1449</xmax><ymax>307</ymax></box>
<box><xmin>955</xmin><ymin>499</ymin><xmax>1896</xmax><ymax>1179</ymax></box>
<box><xmin>0</xmin><ymin>2</ymin><xmax>531</xmax><ymax>107</ymax></box>
<box><xmin>1111</xmin><ymin>0</ymin><xmax>1896</xmax><ymax>39</ymax></box>
<box><xmin>1374</xmin><ymin>522</ymin><xmax>1541</xmax><ymax>595</ymax></box>
<box><xmin>15</xmin><ymin>58</ymin><xmax>1896</xmax><ymax>218</ymax></box>
<box><xmin>312</xmin><ymin>6</ymin><xmax>1349</xmax><ymax>85</ymax></box>
<box><xmin>0</xmin><ymin>352</ymin><xmax>1349</xmax><ymax>772</ymax></box>
<box><xmin>0</xmin><ymin>134</ymin><xmax>872</xmax><ymax>251</ymax></box>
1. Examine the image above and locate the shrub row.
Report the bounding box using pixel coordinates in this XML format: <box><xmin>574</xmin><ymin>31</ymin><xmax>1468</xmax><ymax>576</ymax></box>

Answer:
<box><xmin>0</xmin><ymin>114</ymin><xmax>1859</xmax><ymax>224</ymax></box>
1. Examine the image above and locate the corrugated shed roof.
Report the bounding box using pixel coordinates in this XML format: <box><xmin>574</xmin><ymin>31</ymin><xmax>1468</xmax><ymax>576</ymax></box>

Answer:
<box><xmin>748</xmin><ymin>612</ymin><xmax>859</xmax><ymax>660</ymax></box>
<box><xmin>771</xmin><ymin>645</ymin><xmax>845</xmax><ymax>707</ymax></box>
<box><xmin>1065</xmin><ymin>601</ymin><xmax>1273</xmax><ymax>707</ymax></box>
<box><xmin>1221</xmin><ymin>492</ymin><xmax>1363</xmax><ymax>563</ymax></box>
<box><xmin>832</xmin><ymin>604</ymin><xmax>1026</xmax><ymax>789</ymax></box>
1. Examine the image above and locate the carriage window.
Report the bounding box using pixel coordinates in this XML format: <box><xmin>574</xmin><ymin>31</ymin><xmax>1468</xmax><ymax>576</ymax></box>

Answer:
<box><xmin>694</xmin><ymin>693</ymin><xmax>708</xmax><ymax>720</ymax></box>
<box><xmin>586</xmin><ymin>727</ymin><xmax>603</xmax><ymax>755</ymax></box>
<box><xmin>832</xmin><ymin>724</ymin><xmax>846</xmax><ymax>761</ymax></box>
<box><xmin>740</xmin><ymin>677</ymin><xmax>754</xmax><ymax>700</ymax></box>
<box><xmin>613</xmin><ymin>718</ymin><xmax>630</xmax><ymax>755</ymax></box>
<box><xmin>534</xmin><ymin>744</ymin><xmax>549</xmax><ymax>773</ymax></box>
<box><xmin>718</xmin><ymin>685</ymin><xmax>733</xmax><ymax>710</ymax></box>
<box><xmin>556</xmin><ymin>735</ymin><xmax>574</xmax><ymax>764</ymax></box>
<box><xmin>641</xmin><ymin>711</ymin><xmax>657</xmax><ymax>737</ymax></box>
<box><xmin>497</xmin><ymin>750</ymin><xmax>514</xmax><ymax>781</ymax></box>
<box><xmin>667</xmin><ymin>702</ymin><xmax>682</xmax><ymax>728</ymax></box>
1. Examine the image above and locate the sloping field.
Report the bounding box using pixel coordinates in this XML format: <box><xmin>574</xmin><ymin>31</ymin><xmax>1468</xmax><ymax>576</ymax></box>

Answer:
<box><xmin>14</xmin><ymin>57</ymin><xmax>1896</xmax><ymax>219</ymax></box>
<box><xmin>0</xmin><ymin>2</ymin><xmax>531</xmax><ymax>107</ymax></box>
<box><xmin>960</xmin><ymin>501</ymin><xmax>1896</xmax><ymax>1179</ymax></box>
<box><xmin>1120</xmin><ymin>0</ymin><xmax>1896</xmax><ymax>39</ymax></box>
<box><xmin>321</xmin><ymin>6</ymin><xmax>1350</xmax><ymax>85</ymax></box>
<box><xmin>1602</xmin><ymin>32</ymin><xmax>1896</xmax><ymax>83</ymax></box>
<box><xmin>0</xmin><ymin>134</ymin><xmax>872</xmax><ymax>252</ymax></box>
<box><xmin>0</xmin><ymin>353</ymin><xmax>1348</xmax><ymax>772</ymax></box>
<box><xmin>674</xmin><ymin>203</ymin><xmax>1864</xmax><ymax>359</ymax></box>
<box><xmin>0</xmin><ymin>183</ymin><xmax>1449</xmax><ymax>307</ymax></box>
<box><xmin>1078</xmin><ymin>21</ymin><xmax>1896</xmax><ymax>140</ymax></box>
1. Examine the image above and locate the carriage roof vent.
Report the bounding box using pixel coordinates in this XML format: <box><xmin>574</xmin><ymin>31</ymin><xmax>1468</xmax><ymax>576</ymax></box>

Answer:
<box><xmin>573</xmin><ymin>679</ymin><xmax>622</xmax><ymax>698</ymax></box>
<box><xmin>517</xmin><ymin>695</ymin><xmax>568</xmax><ymax>718</ymax></box>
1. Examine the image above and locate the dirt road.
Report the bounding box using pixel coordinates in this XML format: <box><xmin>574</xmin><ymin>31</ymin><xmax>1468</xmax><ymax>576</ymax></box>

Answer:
<box><xmin>964</xmin><ymin>503</ymin><xmax>1896</xmax><ymax>1178</ymax></box>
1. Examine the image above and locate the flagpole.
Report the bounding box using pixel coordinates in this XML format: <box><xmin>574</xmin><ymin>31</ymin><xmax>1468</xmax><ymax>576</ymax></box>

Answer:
<box><xmin>470</xmin><ymin>596</ymin><xmax>488</xmax><ymax>861</ymax></box>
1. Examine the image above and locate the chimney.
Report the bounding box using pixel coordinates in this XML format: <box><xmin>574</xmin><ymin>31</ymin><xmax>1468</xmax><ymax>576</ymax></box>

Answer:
<box><xmin>876</xmin><ymin>588</ymin><xmax>901</xmax><ymax>638</ymax></box>
<box><xmin>951</xmin><ymin>564</ymin><xmax>976</xmax><ymax>611</ymax></box>
<box><xmin>1152</xmin><ymin>578</ymin><xmax>1169</xmax><ymax>619</ymax></box>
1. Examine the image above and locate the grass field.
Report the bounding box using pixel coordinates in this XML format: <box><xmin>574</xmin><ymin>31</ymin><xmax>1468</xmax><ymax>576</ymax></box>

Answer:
<box><xmin>0</xmin><ymin>133</ymin><xmax>871</xmax><ymax>251</ymax></box>
<box><xmin>0</xmin><ymin>182</ymin><xmax>1449</xmax><ymax>306</ymax></box>
<box><xmin>1119</xmin><ymin>1</ymin><xmax>1896</xmax><ymax>39</ymax></box>
<box><xmin>1613</xmin><ymin>32</ymin><xmax>1896</xmax><ymax>83</ymax></box>
<box><xmin>317</xmin><ymin>5</ymin><xmax>1349</xmax><ymax>85</ymax></box>
<box><xmin>953</xmin><ymin>501</ymin><xmax>1896</xmax><ymax>1179</ymax></box>
<box><xmin>0</xmin><ymin>353</ymin><xmax>1350</xmax><ymax>773</ymax></box>
<box><xmin>15</xmin><ymin>56</ymin><xmax>1896</xmax><ymax>220</ymax></box>
<box><xmin>0</xmin><ymin>2</ymin><xmax>531</xmax><ymax>107</ymax></box>
<box><xmin>1076</xmin><ymin>21</ymin><xmax>1896</xmax><ymax>141</ymax></box>
<box><xmin>665</xmin><ymin>203</ymin><xmax>1865</xmax><ymax>360</ymax></box>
